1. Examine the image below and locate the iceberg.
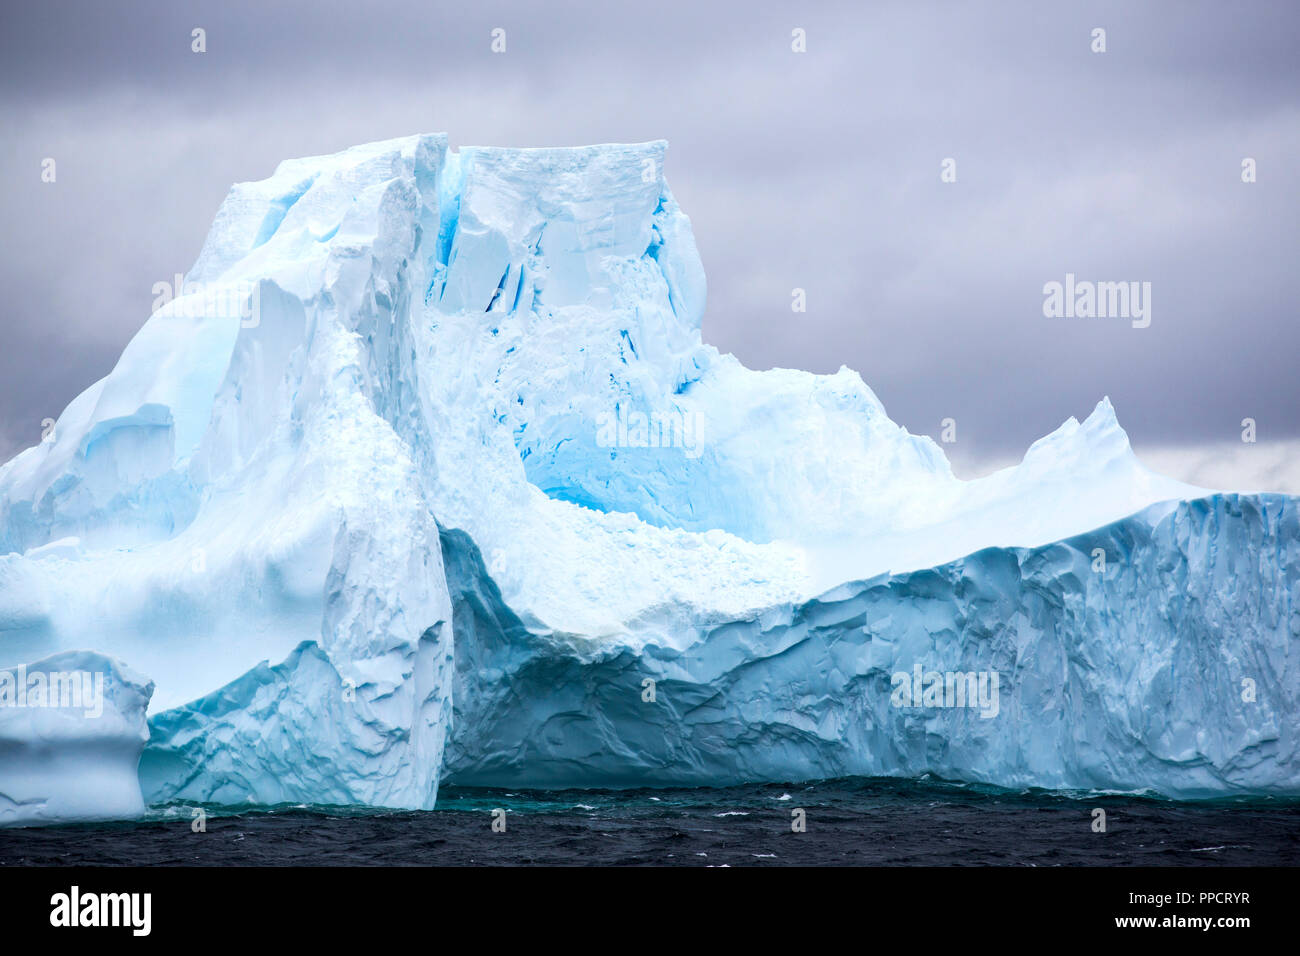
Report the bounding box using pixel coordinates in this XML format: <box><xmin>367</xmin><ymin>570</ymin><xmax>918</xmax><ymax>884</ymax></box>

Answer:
<box><xmin>0</xmin><ymin>650</ymin><xmax>153</xmax><ymax>825</ymax></box>
<box><xmin>0</xmin><ymin>134</ymin><xmax>1295</xmax><ymax>822</ymax></box>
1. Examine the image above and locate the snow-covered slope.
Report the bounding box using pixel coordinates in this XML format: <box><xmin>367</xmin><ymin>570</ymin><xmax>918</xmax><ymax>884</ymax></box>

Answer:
<box><xmin>0</xmin><ymin>134</ymin><xmax>1293</xmax><ymax>820</ymax></box>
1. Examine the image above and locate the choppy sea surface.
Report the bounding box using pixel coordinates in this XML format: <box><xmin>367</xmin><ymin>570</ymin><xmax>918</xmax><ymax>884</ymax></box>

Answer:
<box><xmin>2</xmin><ymin>777</ymin><xmax>1298</xmax><ymax>866</ymax></box>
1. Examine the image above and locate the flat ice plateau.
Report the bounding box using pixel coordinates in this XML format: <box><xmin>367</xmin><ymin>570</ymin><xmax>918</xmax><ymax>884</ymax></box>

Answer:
<box><xmin>0</xmin><ymin>134</ymin><xmax>1295</xmax><ymax>823</ymax></box>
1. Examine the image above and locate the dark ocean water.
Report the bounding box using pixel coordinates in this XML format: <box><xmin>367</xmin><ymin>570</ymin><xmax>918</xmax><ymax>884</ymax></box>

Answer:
<box><xmin>3</xmin><ymin>777</ymin><xmax>1299</xmax><ymax>866</ymax></box>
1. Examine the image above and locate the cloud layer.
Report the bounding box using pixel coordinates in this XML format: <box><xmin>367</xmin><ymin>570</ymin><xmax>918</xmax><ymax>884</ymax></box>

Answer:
<box><xmin>1</xmin><ymin>0</ymin><xmax>1296</xmax><ymax>490</ymax></box>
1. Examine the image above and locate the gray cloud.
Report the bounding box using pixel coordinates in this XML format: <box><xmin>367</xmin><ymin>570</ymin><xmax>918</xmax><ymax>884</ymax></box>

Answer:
<box><xmin>1</xmin><ymin>0</ymin><xmax>1297</xmax><ymax>483</ymax></box>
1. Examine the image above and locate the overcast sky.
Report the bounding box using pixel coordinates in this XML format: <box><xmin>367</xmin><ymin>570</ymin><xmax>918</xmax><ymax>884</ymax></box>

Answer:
<box><xmin>1</xmin><ymin>0</ymin><xmax>1297</xmax><ymax>489</ymax></box>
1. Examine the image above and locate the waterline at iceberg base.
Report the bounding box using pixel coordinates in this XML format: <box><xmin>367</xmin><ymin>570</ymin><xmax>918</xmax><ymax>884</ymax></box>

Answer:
<box><xmin>0</xmin><ymin>134</ymin><xmax>1296</xmax><ymax>825</ymax></box>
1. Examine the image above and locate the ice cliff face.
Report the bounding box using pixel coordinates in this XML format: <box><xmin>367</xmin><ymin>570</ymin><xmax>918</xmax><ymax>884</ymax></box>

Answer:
<box><xmin>442</xmin><ymin>495</ymin><xmax>1299</xmax><ymax>798</ymax></box>
<box><xmin>0</xmin><ymin>134</ymin><xmax>1294</xmax><ymax>821</ymax></box>
<box><xmin>2</xmin><ymin>137</ymin><xmax>456</xmax><ymax>816</ymax></box>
